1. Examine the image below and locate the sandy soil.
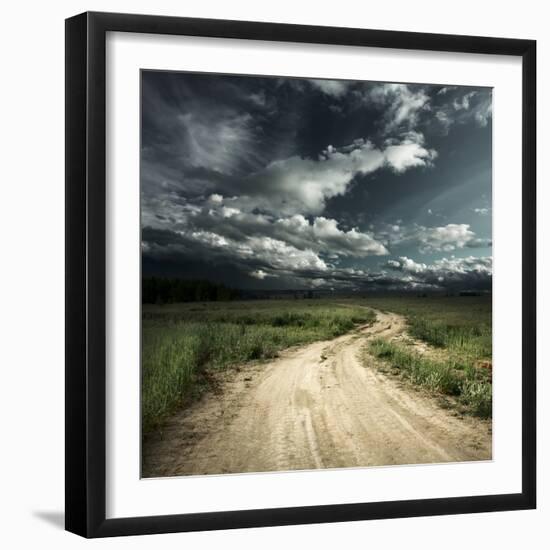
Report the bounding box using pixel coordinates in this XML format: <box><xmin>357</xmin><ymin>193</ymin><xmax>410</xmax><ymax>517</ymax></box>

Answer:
<box><xmin>142</xmin><ymin>310</ymin><xmax>492</xmax><ymax>477</ymax></box>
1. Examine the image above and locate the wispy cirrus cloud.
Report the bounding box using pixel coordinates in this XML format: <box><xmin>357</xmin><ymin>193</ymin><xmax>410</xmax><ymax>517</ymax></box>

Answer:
<box><xmin>473</xmin><ymin>207</ymin><xmax>491</xmax><ymax>216</ymax></box>
<box><xmin>432</xmin><ymin>87</ymin><xmax>492</xmax><ymax>134</ymax></box>
<box><xmin>308</xmin><ymin>78</ymin><xmax>351</xmax><ymax>98</ymax></box>
<box><xmin>368</xmin><ymin>83</ymin><xmax>431</xmax><ymax>134</ymax></box>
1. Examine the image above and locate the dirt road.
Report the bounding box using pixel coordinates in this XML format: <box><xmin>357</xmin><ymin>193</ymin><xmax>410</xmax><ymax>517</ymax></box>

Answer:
<box><xmin>142</xmin><ymin>311</ymin><xmax>491</xmax><ymax>477</ymax></box>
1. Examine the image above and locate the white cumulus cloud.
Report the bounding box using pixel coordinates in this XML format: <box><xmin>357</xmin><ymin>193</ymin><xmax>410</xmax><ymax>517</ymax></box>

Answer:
<box><xmin>385</xmin><ymin>255</ymin><xmax>492</xmax><ymax>290</ymax></box>
<box><xmin>380</xmin><ymin>223</ymin><xmax>490</xmax><ymax>253</ymax></box>
<box><xmin>235</xmin><ymin>135</ymin><xmax>436</xmax><ymax>216</ymax></box>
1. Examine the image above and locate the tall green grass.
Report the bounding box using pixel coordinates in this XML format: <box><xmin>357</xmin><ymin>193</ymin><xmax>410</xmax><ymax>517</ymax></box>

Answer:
<box><xmin>370</xmin><ymin>338</ymin><xmax>492</xmax><ymax>418</ymax></box>
<box><xmin>363</xmin><ymin>295</ymin><xmax>492</xmax><ymax>359</ymax></box>
<box><xmin>142</xmin><ymin>302</ymin><xmax>376</xmax><ymax>433</ymax></box>
<box><xmin>365</xmin><ymin>295</ymin><xmax>492</xmax><ymax>417</ymax></box>
<box><xmin>408</xmin><ymin>317</ymin><xmax>491</xmax><ymax>359</ymax></box>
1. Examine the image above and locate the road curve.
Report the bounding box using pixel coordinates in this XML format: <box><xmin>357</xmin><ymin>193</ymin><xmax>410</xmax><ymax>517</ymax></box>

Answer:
<box><xmin>142</xmin><ymin>310</ymin><xmax>491</xmax><ymax>477</ymax></box>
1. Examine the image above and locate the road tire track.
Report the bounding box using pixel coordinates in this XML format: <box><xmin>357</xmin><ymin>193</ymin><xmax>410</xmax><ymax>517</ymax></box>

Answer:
<box><xmin>142</xmin><ymin>310</ymin><xmax>491</xmax><ymax>477</ymax></box>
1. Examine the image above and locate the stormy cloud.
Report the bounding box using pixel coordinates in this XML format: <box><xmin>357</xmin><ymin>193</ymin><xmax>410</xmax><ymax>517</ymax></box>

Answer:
<box><xmin>141</xmin><ymin>71</ymin><xmax>492</xmax><ymax>292</ymax></box>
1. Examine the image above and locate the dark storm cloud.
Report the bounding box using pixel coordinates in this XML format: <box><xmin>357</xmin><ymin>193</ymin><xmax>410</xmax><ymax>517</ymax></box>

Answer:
<box><xmin>141</xmin><ymin>71</ymin><xmax>492</xmax><ymax>291</ymax></box>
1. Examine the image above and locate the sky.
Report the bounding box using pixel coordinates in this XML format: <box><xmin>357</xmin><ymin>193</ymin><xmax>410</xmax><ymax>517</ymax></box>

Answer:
<box><xmin>141</xmin><ymin>70</ymin><xmax>492</xmax><ymax>292</ymax></box>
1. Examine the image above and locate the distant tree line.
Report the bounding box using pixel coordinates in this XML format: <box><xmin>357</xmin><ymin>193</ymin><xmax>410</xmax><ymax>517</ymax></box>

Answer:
<box><xmin>142</xmin><ymin>277</ymin><xmax>239</xmax><ymax>304</ymax></box>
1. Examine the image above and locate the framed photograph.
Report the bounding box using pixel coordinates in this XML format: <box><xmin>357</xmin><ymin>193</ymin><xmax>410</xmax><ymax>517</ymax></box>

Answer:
<box><xmin>65</xmin><ymin>11</ymin><xmax>536</xmax><ymax>538</ymax></box>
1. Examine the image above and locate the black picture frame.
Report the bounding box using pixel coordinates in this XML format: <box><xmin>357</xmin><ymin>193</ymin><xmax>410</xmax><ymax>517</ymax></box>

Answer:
<box><xmin>65</xmin><ymin>11</ymin><xmax>536</xmax><ymax>538</ymax></box>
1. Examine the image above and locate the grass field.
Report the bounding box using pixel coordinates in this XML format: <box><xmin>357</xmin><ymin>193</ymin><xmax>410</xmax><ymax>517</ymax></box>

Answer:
<box><xmin>364</xmin><ymin>295</ymin><xmax>492</xmax><ymax>417</ymax></box>
<box><xmin>142</xmin><ymin>300</ymin><xmax>376</xmax><ymax>433</ymax></box>
<box><xmin>362</xmin><ymin>295</ymin><xmax>492</xmax><ymax>359</ymax></box>
<box><xmin>142</xmin><ymin>295</ymin><xmax>492</xmax><ymax>433</ymax></box>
